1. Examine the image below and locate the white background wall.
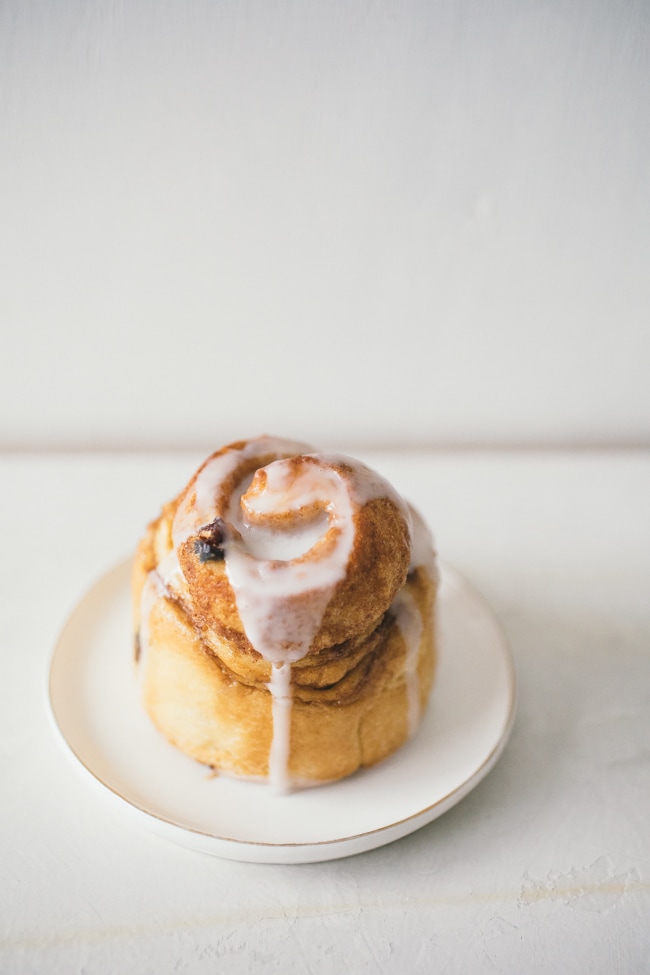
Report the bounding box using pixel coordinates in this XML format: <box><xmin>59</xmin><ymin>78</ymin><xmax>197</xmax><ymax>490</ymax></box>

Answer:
<box><xmin>1</xmin><ymin>0</ymin><xmax>648</xmax><ymax>450</ymax></box>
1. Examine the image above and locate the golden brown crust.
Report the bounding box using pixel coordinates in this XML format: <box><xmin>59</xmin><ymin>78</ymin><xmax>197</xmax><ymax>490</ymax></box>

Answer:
<box><xmin>138</xmin><ymin>566</ymin><xmax>437</xmax><ymax>782</ymax></box>
<box><xmin>132</xmin><ymin>438</ymin><xmax>438</xmax><ymax>785</ymax></box>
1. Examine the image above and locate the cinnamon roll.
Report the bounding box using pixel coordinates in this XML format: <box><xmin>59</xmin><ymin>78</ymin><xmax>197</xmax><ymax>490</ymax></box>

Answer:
<box><xmin>133</xmin><ymin>436</ymin><xmax>438</xmax><ymax>790</ymax></box>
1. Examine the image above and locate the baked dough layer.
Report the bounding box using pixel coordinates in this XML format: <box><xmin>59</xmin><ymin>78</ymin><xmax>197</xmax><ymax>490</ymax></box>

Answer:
<box><xmin>133</xmin><ymin>437</ymin><xmax>438</xmax><ymax>787</ymax></box>
<box><xmin>135</xmin><ymin>563</ymin><xmax>436</xmax><ymax>782</ymax></box>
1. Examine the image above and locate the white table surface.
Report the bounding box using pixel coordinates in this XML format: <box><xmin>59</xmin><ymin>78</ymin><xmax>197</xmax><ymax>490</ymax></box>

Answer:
<box><xmin>1</xmin><ymin>448</ymin><xmax>649</xmax><ymax>973</ymax></box>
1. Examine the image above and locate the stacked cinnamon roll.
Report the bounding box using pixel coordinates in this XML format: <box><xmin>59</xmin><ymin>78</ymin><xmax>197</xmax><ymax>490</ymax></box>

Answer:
<box><xmin>132</xmin><ymin>436</ymin><xmax>438</xmax><ymax>790</ymax></box>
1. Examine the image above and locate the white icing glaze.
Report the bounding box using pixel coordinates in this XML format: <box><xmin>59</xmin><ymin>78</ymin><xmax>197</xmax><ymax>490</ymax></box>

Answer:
<box><xmin>171</xmin><ymin>436</ymin><xmax>312</xmax><ymax>551</ymax></box>
<box><xmin>223</xmin><ymin>458</ymin><xmax>356</xmax><ymax>666</ymax></box>
<box><xmin>408</xmin><ymin>504</ymin><xmax>439</xmax><ymax>580</ymax></box>
<box><xmin>137</xmin><ymin>568</ymin><xmax>170</xmax><ymax>690</ymax></box>
<box><xmin>268</xmin><ymin>663</ymin><xmax>292</xmax><ymax>795</ymax></box>
<box><xmin>156</xmin><ymin>550</ymin><xmax>186</xmax><ymax>594</ymax></box>
<box><xmin>391</xmin><ymin>588</ymin><xmax>424</xmax><ymax>737</ymax></box>
<box><xmin>396</xmin><ymin>505</ymin><xmax>437</xmax><ymax>737</ymax></box>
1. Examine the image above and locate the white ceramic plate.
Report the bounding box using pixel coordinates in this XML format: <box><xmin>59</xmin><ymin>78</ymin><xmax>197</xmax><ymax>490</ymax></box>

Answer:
<box><xmin>47</xmin><ymin>561</ymin><xmax>515</xmax><ymax>864</ymax></box>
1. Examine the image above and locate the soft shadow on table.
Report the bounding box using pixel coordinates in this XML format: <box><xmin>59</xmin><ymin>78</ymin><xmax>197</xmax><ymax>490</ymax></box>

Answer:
<box><xmin>296</xmin><ymin>600</ymin><xmax>646</xmax><ymax>878</ymax></box>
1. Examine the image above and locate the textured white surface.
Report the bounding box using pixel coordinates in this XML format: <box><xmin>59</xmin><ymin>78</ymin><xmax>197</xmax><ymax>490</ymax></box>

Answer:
<box><xmin>1</xmin><ymin>0</ymin><xmax>649</xmax><ymax>449</ymax></box>
<box><xmin>47</xmin><ymin>561</ymin><xmax>515</xmax><ymax>861</ymax></box>
<box><xmin>1</xmin><ymin>448</ymin><xmax>649</xmax><ymax>972</ymax></box>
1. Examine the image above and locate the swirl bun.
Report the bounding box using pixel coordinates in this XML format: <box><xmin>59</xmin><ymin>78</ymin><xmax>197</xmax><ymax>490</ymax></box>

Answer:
<box><xmin>133</xmin><ymin>436</ymin><xmax>438</xmax><ymax>790</ymax></box>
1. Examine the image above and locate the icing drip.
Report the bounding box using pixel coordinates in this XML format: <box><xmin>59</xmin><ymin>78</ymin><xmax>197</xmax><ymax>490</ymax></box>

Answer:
<box><xmin>137</xmin><ymin>568</ymin><xmax>170</xmax><ymax>691</ymax></box>
<box><xmin>268</xmin><ymin>663</ymin><xmax>293</xmax><ymax>794</ymax></box>
<box><xmin>391</xmin><ymin>588</ymin><xmax>424</xmax><ymax>737</ymax></box>
<box><xmin>222</xmin><ymin>458</ymin><xmax>356</xmax><ymax>666</ymax></box>
<box><xmin>156</xmin><ymin>550</ymin><xmax>186</xmax><ymax>592</ymax></box>
<box><xmin>408</xmin><ymin>504</ymin><xmax>438</xmax><ymax>581</ymax></box>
